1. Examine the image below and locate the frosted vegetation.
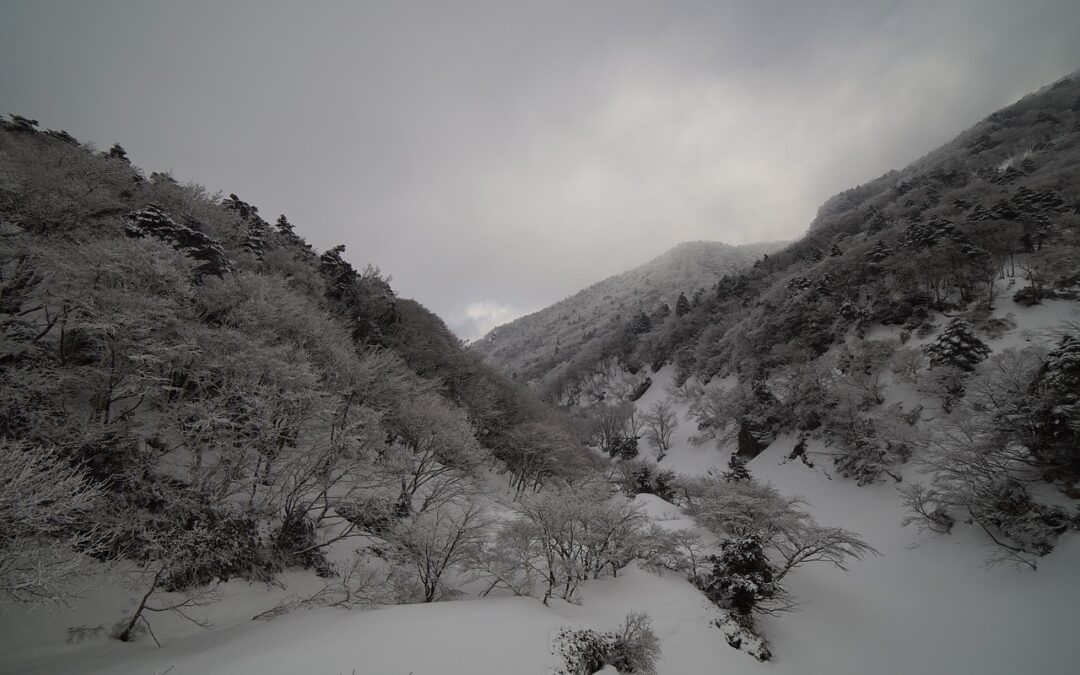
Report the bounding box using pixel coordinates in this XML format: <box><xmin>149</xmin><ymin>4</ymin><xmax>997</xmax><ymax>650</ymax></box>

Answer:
<box><xmin>1</xmin><ymin>71</ymin><xmax>1079</xmax><ymax>675</ymax></box>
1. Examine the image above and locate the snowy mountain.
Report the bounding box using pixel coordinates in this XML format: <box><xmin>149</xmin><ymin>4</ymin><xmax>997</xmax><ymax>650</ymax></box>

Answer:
<box><xmin>472</xmin><ymin>240</ymin><xmax>781</xmax><ymax>396</ymax></box>
<box><xmin>2</xmin><ymin>69</ymin><xmax>1080</xmax><ymax>675</ymax></box>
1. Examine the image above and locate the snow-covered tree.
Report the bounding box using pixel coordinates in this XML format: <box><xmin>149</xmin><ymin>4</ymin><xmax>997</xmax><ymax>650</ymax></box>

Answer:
<box><xmin>722</xmin><ymin>454</ymin><xmax>752</xmax><ymax>482</ymax></box>
<box><xmin>642</xmin><ymin>399</ymin><xmax>679</xmax><ymax>460</ymax></box>
<box><xmin>869</xmin><ymin>239</ymin><xmax>892</xmax><ymax>264</ymax></box>
<box><xmin>1032</xmin><ymin>334</ymin><xmax>1080</xmax><ymax>476</ymax></box>
<box><xmin>0</xmin><ymin>441</ymin><xmax>105</xmax><ymax>607</ymax></box>
<box><xmin>694</xmin><ymin>536</ymin><xmax>779</xmax><ymax>617</ymax></box>
<box><xmin>390</xmin><ymin>498</ymin><xmax>490</xmax><ymax>602</ymax></box>
<box><xmin>675</xmin><ymin>292</ymin><xmax>691</xmax><ymax>317</ymax></box>
<box><xmin>923</xmin><ymin>318</ymin><xmax>990</xmax><ymax>372</ymax></box>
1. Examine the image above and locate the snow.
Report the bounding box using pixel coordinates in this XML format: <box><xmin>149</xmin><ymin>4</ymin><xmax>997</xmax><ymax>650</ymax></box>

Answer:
<box><xmin>2</xmin><ymin>301</ymin><xmax>1078</xmax><ymax>675</ymax></box>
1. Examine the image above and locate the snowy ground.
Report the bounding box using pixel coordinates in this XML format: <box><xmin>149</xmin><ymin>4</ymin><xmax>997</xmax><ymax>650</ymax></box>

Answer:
<box><xmin>2</xmin><ymin>299</ymin><xmax>1078</xmax><ymax>675</ymax></box>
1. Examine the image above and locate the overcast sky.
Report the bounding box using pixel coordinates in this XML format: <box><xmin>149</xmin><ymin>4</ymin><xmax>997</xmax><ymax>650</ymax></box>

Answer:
<box><xmin>3</xmin><ymin>1</ymin><xmax>1079</xmax><ymax>340</ymax></box>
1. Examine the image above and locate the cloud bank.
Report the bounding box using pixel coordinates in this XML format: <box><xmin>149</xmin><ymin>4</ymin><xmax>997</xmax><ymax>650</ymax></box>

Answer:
<box><xmin>3</xmin><ymin>1</ymin><xmax>1078</xmax><ymax>338</ymax></box>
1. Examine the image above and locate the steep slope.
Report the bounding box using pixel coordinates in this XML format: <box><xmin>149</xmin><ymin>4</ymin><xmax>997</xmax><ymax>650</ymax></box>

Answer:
<box><xmin>479</xmin><ymin>72</ymin><xmax>1080</xmax><ymax>408</ymax></box>
<box><xmin>472</xmin><ymin>240</ymin><xmax>780</xmax><ymax>396</ymax></box>
<box><xmin>0</xmin><ymin>116</ymin><xmax>596</xmax><ymax>622</ymax></box>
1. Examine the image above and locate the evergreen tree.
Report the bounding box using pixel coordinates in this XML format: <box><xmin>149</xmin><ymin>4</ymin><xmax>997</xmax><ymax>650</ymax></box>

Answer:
<box><xmin>828</xmin><ymin>244</ymin><xmax>843</xmax><ymax>257</ymax></box>
<box><xmin>814</xmin><ymin>273</ymin><xmax>834</xmax><ymax>296</ymax></box>
<box><xmin>1033</xmin><ymin>334</ymin><xmax>1080</xmax><ymax>476</ymax></box>
<box><xmin>675</xmin><ymin>293</ymin><xmax>691</xmax><ymax>317</ymax></box>
<box><xmin>107</xmin><ymin>143</ymin><xmax>130</xmax><ymax>163</ymax></box>
<box><xmin>695</xmin><ymin>536</ymin><xmax>778</xmax><ymax>617</ymax></box>
<box><xmin>608</xmin><ymin>435</ymin><xmax>640</xmax><ymax>460</ymax></box>
<box><xmin>125</xmin><ymin>204</ymin><xmax>233</xmax><ymax>277</ymax></box>
<box><xmin>630</xmin><ymin>310</ymin><xmax>652</xmax><ymax>335</ymax></box>
<box><xmin>722</xmin><ymin>454</ymin><xmax>752</xmax><ymax>482</ymax></box>
<box><xmin>1</xmin><ymin>114</ymin><xmax>39</xmax><ymax>133</ymax></box>
<box><xmin>319</xmin><ymin>244</ymin><xmax>359</xmax><ymax>301</ymax></box>
<box><xmin>275</xmin><ymin>214</ymin><xmax>295</xmax><ymax>236</ymax></box>
<box><xmin>653</xmin><ymin>469</ymin><xmax>676</xmax><ymax>501</ymax></box>
<box><xmin>244</xmin><ymin>220</ymin><xmax>269</xmax><ymax>260</ymax></box>
<box><xmin>632</xmin><ymin>466</ymin><xmax>654</xmax><ymax>495</ymax></box>
<box><xmin>923</xmin><ymin>318</ymin><xmax>991</xmax><ymax>371</ymax></box>
<box><xmin>869</xmin><ymin>239</ymin><xmax>892</xmax><ymax>264</ymax></box>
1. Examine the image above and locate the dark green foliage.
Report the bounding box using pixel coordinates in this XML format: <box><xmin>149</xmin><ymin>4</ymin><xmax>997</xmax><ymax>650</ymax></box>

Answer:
<box><xmin>124</xmin><ymin>204</ymin><xmax>233</xmax><ymax>277</ymax></box>
<box><xmin>869</xmin><ymin>239</ymin><xmax>891</xmax><ymax>264</ymax></box>
<box><xmin>973</xmin><ymin>479</ymin><xmax>1069</xmax><ymax>557</ymax></box>
<box><xmin>722</xmin><ymin>454</ymin><xmax>752</xmax><ymax>482</ymax></box>
<box><xmin>1</xmin><ymin>114</ymin><xmax>39</xmax><ymax>132</ymax></box>
<box><xmin>652</xmin><ymin>469</ymin><xmax>676</xmax><ymax>501</ymax></box>
<box><xmin>318</xmin><ymin>244</ymin><xmax>357</xmax><ymax>300</ymax></box>
<box><xmin>923</xmin><ymin>318</ymin><xmax>990</xmax><ymax>371</ymax></box>
<box><xmin>630</xmin><ymin>310</ymin><xmax>652</xmax><ymax>335</ymax></box>
<box><xmin>675</xmin><ymin>292</ymin><xmax>691</xmax><ymax>317</ymax></box>
<box><xmin>1032</xmin><ymin>334</ymin><xmax>1080</xmax><ymax>476</ymax></box>
<box><xmin>107</xmin><ymin>143</ymin><xmax>130</xmax><ymax>163</ymax></box>
<box><xmin>608</xmin><ymin>435</ymin><xmax>640</xmax><ymax>460</ymax></box>
<box><xmin>632</xmin><ymin>466</ymin><xmax>653</xmax><ymax>495</ymax></box>
<box><xmin>694</xmin><ymin>536</ymin><xmax>779</xmax><ymax>617</ymax></box>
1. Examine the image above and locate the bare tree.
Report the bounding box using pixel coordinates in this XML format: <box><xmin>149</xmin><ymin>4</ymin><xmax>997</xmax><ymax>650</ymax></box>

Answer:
<box><xmin>391</xmin><ymin>498</ymin><xmax>491</xmax><ymax>602</ymax></box>
<box><xmin>642</xmin><ymin>399</ymin><xmax>680</xmax><ymax>460</ymax></box>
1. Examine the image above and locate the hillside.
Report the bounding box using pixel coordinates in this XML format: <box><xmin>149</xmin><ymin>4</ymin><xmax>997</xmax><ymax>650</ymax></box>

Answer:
<box><xmin>472</xmin><ymin>240</ymin><xmax>780</xmax><ymax>398</ymax></box>
<box><xmin>0</xmin><ymin>116</ymin><xmax>604</xmax><ymax>638</ymax></box>
<box><xmin>494</xmin><ymin>72</ymin><xmax>1080</xmax><ymax>405</ymax></box>
<box><xmin>3</xmin><ymin>65</ymin><xmax>1080</xmax><ymax>675</ymax></box>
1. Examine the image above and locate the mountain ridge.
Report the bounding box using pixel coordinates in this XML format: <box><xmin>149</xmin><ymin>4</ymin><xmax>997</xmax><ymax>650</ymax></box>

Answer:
<box><xmin>472</xmin><ymin>238</ymin><xmax>783</xmax><ymax>392</ymax></box>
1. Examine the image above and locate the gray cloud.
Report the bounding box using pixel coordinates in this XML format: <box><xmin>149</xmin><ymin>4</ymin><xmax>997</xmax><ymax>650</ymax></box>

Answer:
<box><xmin>3</xmin><ymin>1</ymin><xmax>1079</xmax><ymax>339</ymax></box>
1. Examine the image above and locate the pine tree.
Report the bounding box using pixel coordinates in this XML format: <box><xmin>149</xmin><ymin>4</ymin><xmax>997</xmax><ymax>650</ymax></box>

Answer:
<box><xmin>1033</xmin><ymin>334</ymin><xmax>1080</xmax><ymax>476</ymax></box>
<box><xmin>869</xmin><ymin>239</ymin><xmax>892</xmax><ymax>264</ymax></box>
<box><xmin>244</xmin><ymin>220</ymin><xmax>269</xmax><ymax>260</ymax></box>
<box><xmin>275</xmin><ymin>214</ymin><xmax>295</xmax><ymax>236</ymax></box>
<box><xmin>923</xmin><ymin>318</ymin><xmax>990</xmax><ymax>371</ymax></box>
<box><xmin>1</xmin><ymin>114</ymin><xmax>39</xmax><ymax>133</ymax></box>
<box><xmin>632</xmin><ymin>466</ymin><xmax>654</xmax><ymax>495</ymax></box>
<box><xmin>653</xmin><ymin>470</ymin><xmax>676</xmax><ymax>501</ymax></box>
<box><xmin>828</xmin><ymin>244</ymin><xmax>843</xmax><ymax>257</ymax></box>
<box><xmin>675</xmin><ymin>293</ymin><xmax>691</xmax><ymax>317</ymax></box>
<box><xmin>107</xmin><ymin>143</ymin><xmax>130</xmax><ymax>163</ymax></box>
<box><xmin>630</xmin><ymin>310</ymin><xmax>652</xmax><ymax>335</ymax></box>
<box><xmin>319</xmin><ymin>245</ymin><xmax>359</xmax><ymax>301</ymax></box>
<box><xmin>695</xmin><ymin>536</ymin><xmax>778</xmax><ymax>617</ymax></box>
<box><xmin>125</xmin><ymin>204</ymin><xmax>233</xmax><ymax>277</ymax></box>
<box><xmin>608</xmin><ymin>435</ymin><xmax>640</xmax><ymax>460</ymax></box>
<box><xmin>722</xmin><ymin>454</ymin><xmax>752</xmax><ymax>482</ymax></box>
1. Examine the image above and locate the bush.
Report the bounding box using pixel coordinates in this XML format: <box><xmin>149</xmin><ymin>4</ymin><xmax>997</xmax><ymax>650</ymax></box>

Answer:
<box><xmin>551</xmin><ymin>612</ymin><xmax>661</xmax><ymax>675</ymax></box>
<box><xmin>693</xmin><ymin>536</ymin><xmax>779</xmax><ymax>617</ymax></box>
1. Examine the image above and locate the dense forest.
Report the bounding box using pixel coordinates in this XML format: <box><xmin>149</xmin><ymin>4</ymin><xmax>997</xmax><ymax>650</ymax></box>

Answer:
<box><xmin>0</xmin><ymin>116</ymin><xmax>618</xmax><ymax>624</ymax></box>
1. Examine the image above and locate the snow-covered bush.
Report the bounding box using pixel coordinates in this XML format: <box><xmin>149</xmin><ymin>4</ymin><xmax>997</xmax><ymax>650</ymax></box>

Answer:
<box><xmin>490</xmin><ymin>485</ymin><xmax>653</xmax><ymax>604</ymax></box>
<box><xmin>923</xmin><ymin>318</ymin><xmax>990</xmax><ymax>371</ymax></box>
<box><xmin>692</xmin><ymin>536</ymin><xmax>780</xmax><ymax>617</ymax></box>
<box><xmin>551</xmin><ymin>612</ymin><xmax>661</xmax><ymax>675</ymax></box>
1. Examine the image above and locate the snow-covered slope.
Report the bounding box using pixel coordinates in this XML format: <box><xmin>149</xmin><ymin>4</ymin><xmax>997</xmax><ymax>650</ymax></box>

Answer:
<box><xmin>2</xmin><ymin>303</ymin><xmax>1077</xmax><ymax>675</ymax></box>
